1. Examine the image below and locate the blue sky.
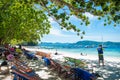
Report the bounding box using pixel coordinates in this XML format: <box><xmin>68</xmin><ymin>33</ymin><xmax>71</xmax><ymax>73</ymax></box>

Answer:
<box><xmin>41</xmin><ymin>12</ymin><xmax>120</xmax><ymax>43</ymax></box>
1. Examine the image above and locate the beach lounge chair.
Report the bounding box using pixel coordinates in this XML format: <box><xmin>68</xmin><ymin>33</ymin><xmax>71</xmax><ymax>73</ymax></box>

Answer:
<box><xmin>49</xmin><ymin>59</ymin><xmax>58</xmax><ymax>70</ymax></box>
<box><xmin>36</xmin><ymin>51</ymin><xmax>51</xmax><ymax>59</ymax></box>
<box><xmin>24</xmin><ymin>51</ymin><xmax>38</xmax><ymax>60</ymax></box>
<box><xmin>49</xmin><ymin>59</ymin><xmax>62</xmax><ymax>73</ymax></box>
<box><xmin>11</xmin><ymin>66</ymin><xmax>40</xmax><ymax>80</ymax></box>
<box><xmin>49</xmin><ymin>59</ymin><xmax>71</xmax><ymax>77</ymax></box>
<box><xmin>11</xmin><ymin>58</ymin><xmax>33</xmax><ymax>73</ymax></box>
<box><xmin>64</xmin><ymin>57</ymin><xmax>86</xmax><ymax>68</ymax></box>
<box><xmin>42</xmin><ymin>57</ymin><xmax>51</xmax><ymax>67</ymax></box>
<box><xmin>69</xmin><ymin>68</ymin><xmax>96</xmax><ymax>80</ymax></box>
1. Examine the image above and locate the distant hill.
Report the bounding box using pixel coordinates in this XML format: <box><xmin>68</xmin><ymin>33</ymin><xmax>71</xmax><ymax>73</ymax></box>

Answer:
<box><xmin>39</xmin><ymin>41</ymin><xmax>120</xmax><ymax>49</ymax></box>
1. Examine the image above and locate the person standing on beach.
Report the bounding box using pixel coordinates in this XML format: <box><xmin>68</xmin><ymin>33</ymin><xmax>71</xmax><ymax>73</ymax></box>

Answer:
<box><xmin>97</xmin><ymin>45</ymin><xmax>104</xmax><ymax>66</ymax></box>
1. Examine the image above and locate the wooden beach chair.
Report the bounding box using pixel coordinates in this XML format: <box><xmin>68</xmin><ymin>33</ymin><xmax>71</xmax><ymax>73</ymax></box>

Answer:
<box><xmin>11</xmin><ymin>66</ymin><xmax>41</xmax><ymax>80</ymax></box>
<box><xmin>11</xmin><ymin>57</ymin><xmax>41</xmax><ymax>80</ymax></box>
<box><xmin>24</xmin><ymin>51</ymin><xmax>38</xmax><ymax>60</ymax></box>
<box><xmin>64</xmin><ymin>57</ymin><xmax>94</xmax><ymax>73</ymax></box>
<box><xmin>49</xmin><ymin>59</ymin><xmax>72</xmax><ymax>77</ymax></box>
<box><xmin>49</xmin><ymin>59</ymin><xmax>58</xmax><ymax>70</ymax></box>
<box><xmin>11</xmin><ymin>58</ymin><xmax>33</xmax><ymax>73</ymax></box>
<box><xmin>36</xmin><ymin>51</ymin><xmax>51</xmax><ymax>59</ymax></box>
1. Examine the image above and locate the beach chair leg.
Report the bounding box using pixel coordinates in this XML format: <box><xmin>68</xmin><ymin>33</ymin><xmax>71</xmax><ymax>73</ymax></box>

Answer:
<box><xmin>0</xmin><ymin>66</ymin><xmax>1</xmax><ymax>71</ymax></box>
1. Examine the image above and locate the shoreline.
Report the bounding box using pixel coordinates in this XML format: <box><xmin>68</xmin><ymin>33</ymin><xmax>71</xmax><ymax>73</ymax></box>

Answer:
<box><xmin>24</xmin><ymin>46</ymin><xmax>120</xmax><ymax>63</ymax></box>
<box><xmin>24</xmin><ymin>46</ymin><xmax>120</xmax><ymax>80</ymax></box>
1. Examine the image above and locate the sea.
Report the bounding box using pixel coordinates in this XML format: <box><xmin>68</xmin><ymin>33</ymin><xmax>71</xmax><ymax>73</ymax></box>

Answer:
<box><xmin>35</xmin><ymin>46</ymin><xmax>120</xmax><ymax>61</ymax></box>
<box><xmin>57</xmin><ymin>48</ymin><xmax>120</xmax><ymax>58</ymax></box>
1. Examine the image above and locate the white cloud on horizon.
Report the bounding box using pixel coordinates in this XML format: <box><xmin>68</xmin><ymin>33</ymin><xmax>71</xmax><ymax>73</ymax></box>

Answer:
<box><xmin>49</xmin><ymin>28</ymin><xmax>76</xmax><ymax>37</ymax></box>
<box><xmin>49</xmin><ymin>28</ymin><xmax>64</xmax><ymax>36</ymax></box>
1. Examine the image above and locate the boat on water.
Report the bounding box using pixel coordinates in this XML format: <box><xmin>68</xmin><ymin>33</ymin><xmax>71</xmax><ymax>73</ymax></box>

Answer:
<box><xmin>84</xmin><ymin>45</ymin><xmax>95</xmax><ymax>48</ymax></box>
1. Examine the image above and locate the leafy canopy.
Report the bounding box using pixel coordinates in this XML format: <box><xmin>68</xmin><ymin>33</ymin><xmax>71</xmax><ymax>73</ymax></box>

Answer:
<box><xmin>0</xmin><ymin>0</ymin><xmax>120</xmax><ymax>44</ymax></box>
<box><xmin>0</xmin><ymin>0</ymin><xmax>51</xmax><ymax>44</ymax></box>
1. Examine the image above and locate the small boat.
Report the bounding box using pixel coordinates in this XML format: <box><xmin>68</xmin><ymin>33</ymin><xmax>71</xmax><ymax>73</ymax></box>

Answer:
<box><xmin>85</xmin><ymin>45</ymin><xmax>94</xmax><ymax>48</ymax></box>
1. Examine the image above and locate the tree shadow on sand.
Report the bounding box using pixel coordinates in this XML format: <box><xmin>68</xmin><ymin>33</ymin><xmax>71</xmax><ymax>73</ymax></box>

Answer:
<box><xmin>93</xmin><ymin>61</ymin><xmax>120</xmax><ymax>80</ymax></box>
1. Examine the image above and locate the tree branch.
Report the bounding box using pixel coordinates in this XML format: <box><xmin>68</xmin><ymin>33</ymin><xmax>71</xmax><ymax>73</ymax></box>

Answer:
<box><xmin>50</xmin><ymin>0</ymin><xmax>85</xmax><ymax>13</ymax></box>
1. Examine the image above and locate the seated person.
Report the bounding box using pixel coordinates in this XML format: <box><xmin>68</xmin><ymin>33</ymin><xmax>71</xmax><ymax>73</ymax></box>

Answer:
<box><xmin>70</xmin><ymin>68</ymin><xmax>96</xmax><ymax>80</ymax></box>
<box><xmin>42</xmin><ymin>57</ymin><xmax>51</xmax><ymax>66</ymax></box>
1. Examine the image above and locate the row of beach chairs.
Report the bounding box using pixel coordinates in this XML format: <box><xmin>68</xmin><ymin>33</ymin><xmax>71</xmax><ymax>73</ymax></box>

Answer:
<box><xmin>0</xmin><ymin>48</ymin><xmax>41</xmax><ymax>80</ymax></box>
<box><xmin>35</xmin><ymin>51</ymin><xmax>98</xmax><ymax>80</ymax></box>
<box><xmin>0</xmin><ymin>47</ymin><xmax>99</xmax><ymax>80</ymax></box>
<box><xmin>10</xmin><ymin>58</ymin><xmax>41</xmax><ymax>80</ymax></box>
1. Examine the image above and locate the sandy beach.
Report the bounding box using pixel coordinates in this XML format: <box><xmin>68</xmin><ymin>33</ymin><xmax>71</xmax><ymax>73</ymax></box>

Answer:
<box><xmin>24</xmin><ymin>47</ymin><xmax>120</xmax><ymax>80</ymax></box>
<box><xmin>0</xmin><ymin>47</ymin><xmax>120</xmax><ymax>80</ymax></box>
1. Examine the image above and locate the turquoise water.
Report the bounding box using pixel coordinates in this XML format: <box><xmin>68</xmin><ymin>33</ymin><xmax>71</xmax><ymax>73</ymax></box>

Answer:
<box><xmin>58</xmin><ymin>48</ymin><xmax>120</xmax><ymax>58</ymax></box>
<box><xmin>47</xmin><ymin>47</ymin><xmax>120</xmax><ymax>58</ymax></box>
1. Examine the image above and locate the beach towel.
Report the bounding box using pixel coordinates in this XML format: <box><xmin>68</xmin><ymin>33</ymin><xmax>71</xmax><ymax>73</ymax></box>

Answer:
<box><xmin>42</xmin><ymin>57</ymin><xmax>51</xmax><ymax>66</ymax></box>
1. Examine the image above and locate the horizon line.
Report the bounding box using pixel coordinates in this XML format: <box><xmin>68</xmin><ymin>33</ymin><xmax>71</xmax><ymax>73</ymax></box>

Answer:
<box><xmin>39</xmin><ymin>40</ymin><xmax>120</xmax><ymax>43</ymax></box>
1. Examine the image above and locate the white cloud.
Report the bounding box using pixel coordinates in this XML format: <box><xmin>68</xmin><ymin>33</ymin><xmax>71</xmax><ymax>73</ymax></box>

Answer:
<box><xmin>49</xmin><ymin>27</ymin><xmax>78</xmax><ymax>37</ymax></box>
<box><xmin>61</xmin><ymin>28</ymin><xmax>75</xmax><ymax>33</ymax></box>
<box><xmin>48</xmin><ymin>17</ymin><xmax>56</xmax><ymax>24</ymax></box>
<box><xmin>84</xmin><ymin>12</ymin><xmax>98</xmax><ymax>20</ymax></box>
<box><xmin>70</xmin><ymin>15</ymin><xmax>81</xmax><ymax>22</ymax></box>
<box><xmin>70</xmin><ymin>13</ymin><xmax>98</xmax><ymax>21</ymax></box>
<box><xmin>50</xmin><ymin>28</ymin><xmax>68</xmax><ymax>37</ymax></box>
<box><xmin>50</xmin><ymin>28</ymin><xmax>61</xmax><ymax>36</ymax></box>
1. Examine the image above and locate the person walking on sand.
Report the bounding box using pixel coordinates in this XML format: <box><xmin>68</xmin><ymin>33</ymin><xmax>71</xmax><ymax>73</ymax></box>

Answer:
<box><xmin>97</xmin><ymin>45</ymin><xmax>104</xmax><ymax>66</ymax></box>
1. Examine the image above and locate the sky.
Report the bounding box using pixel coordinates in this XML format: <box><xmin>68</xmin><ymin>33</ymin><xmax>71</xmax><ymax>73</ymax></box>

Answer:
<box><xmin>41</xmin><ymin>12</ymin><xmax>120</xmax><ymax>43</ymax></box>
